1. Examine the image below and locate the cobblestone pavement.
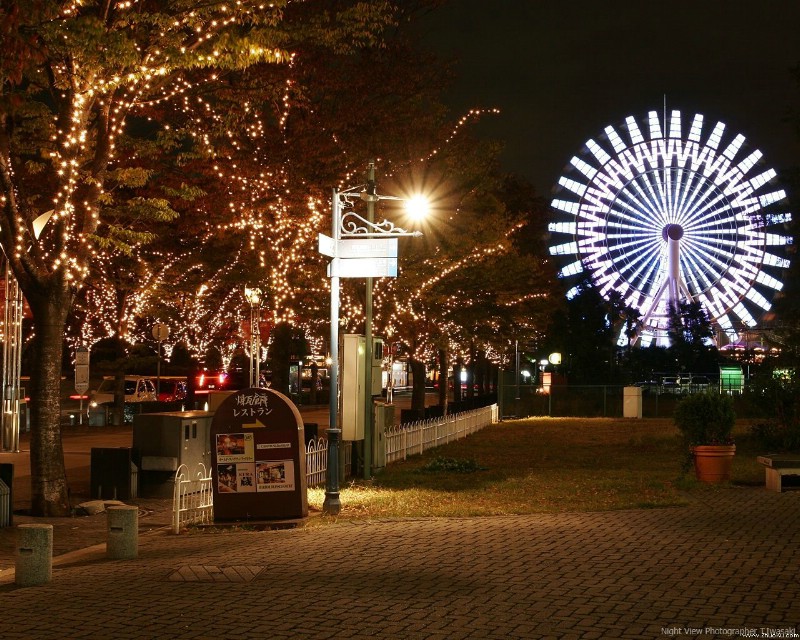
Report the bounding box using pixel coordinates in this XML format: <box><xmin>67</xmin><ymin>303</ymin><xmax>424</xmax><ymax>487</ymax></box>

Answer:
<box><xmin>0</xmin><ymin>487</ymin><xmax>798</xmax><ymax>639</ymax></box>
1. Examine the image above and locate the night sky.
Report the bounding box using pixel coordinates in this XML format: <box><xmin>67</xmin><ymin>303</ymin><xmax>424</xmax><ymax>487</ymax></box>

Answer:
<box><xmin>417</xmin><ymin>0</ymin><xmax>800</xmax><ymax>197</ymax></box>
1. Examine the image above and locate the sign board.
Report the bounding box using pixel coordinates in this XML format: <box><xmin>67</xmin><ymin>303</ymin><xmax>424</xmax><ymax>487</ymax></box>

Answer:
<box><xmin>337</xmin><ymin>238</ymin><xmax>398</xmax><ymax>259</ymax></box>
<box><xmin>318</xmin><ymin>234</ymin><xmax>398</xmax><ymax>260</ymax></box>
<box><xmin>318</xmin><ymin>233</ymin><xmax>336</xmax><ymax>257</ymax></box>
<box><xmin>210</xmin><ymin>387</ymin><xmax>308</xmax><ymax>521</ymax></box>
<box><xmin>327</xmin><ymin>257</ymin><xmax>398</xmax><ymax>278</ymax></box>
<box><xmin>152</xmin><ymin>322</ymin><xmax>169</xmax><ymax>341</ymax></box>
<box><xmin>75</xmin><ymin>347</ymin><xmax>90</xmax><ymax>395</ymax></box>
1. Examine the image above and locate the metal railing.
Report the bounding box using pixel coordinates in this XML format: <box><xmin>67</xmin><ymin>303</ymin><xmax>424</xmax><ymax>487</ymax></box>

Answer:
<box><xmin>305</xmin><ymin>438</ymin><xmax>352</xmax><ymax>488</ymax></box>
<box><xmin>305</xmin><ymin>438</ymin><xmax>328</xmax><ymax>487</ymax></box>
<box><xmin>172</xmin><ymin>463</ymin><xmax>213</xmax><ymax>533</ymax></box>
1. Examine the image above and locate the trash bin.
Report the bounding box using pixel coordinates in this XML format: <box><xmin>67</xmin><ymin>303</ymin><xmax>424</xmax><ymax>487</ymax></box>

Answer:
<box><xmin>0</xmin><ymin>478</ymin><xmax>10</xmax><ymax>528</ymax></box>
<box><xmin>90</xmin><ymin>448</ymin><xmax>136</xmax><ymax>500</ymax></box>
<box><xmin>0</xmin><ymin>463</ymin><xmax>12</xmax><ymax>527</ymax></box>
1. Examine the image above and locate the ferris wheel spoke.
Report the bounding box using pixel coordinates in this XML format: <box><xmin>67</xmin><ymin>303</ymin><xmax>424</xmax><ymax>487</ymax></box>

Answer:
<box><xmin>617</xmin><ymin>181</ymin><xmax>663</xmax><ymax>223</ymax></box>
<box><xmin>620</xmin><ymin>244</ymin><xmax>665</xmax><ymax>292</ymax></box>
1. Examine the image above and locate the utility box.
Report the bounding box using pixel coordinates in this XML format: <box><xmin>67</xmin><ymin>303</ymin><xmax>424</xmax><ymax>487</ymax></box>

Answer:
<box><xmin>132</xmin><ymin>411</ymin><xmax>214</xmax><ymax>497</ymax></box>
<box><xmin>623</xmin><ymin>386</ymin><xmax>642</xmax><ymax>419</ymax></box>
<box><xmin>341</xmin><ymin>335</ymin><xmax>385</xmax><ymax>441</ymax></box>
<box><xmin>373</xmin><ymin>402</ymin><xmax>394</xmax><ymax>470</ymax></box>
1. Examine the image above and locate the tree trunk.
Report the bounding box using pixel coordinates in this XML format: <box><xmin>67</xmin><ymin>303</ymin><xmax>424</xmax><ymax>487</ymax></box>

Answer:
<box><xmin>112</xmin><ymin>370</ymin><xmax>125</xmax><ymax>426</ymax></box>
<box><xmin>466</xmin><ymin>343</ymin><xmax>476</xmax><ymax>401</ymax></box>
<box><xmin>410</xmin><ymin>358</ymin><xmax>426</xmax><ymax>418</ymax></box>
<box><xmin>453</xmin><ymin>355</ymin><xmax>464</xmax><ymax>405</ymax></box>
<box><xmin>476</xmin><ymin>350</ymin><xmax>486</xmax><ymax>396</ymax></box>
<box><xmin>27</xmin><ymin>291</ymin><xmax>72</xmax><ymax>516</ymax></box>
<box><xmin>437</xmin><ymin>348</ymin><xmax>448</xmax><ymax>416</ymax></box>
<box><xmin>309</xmin><ymin>362</ymin><xmax>318</xmax><ymax>405</ymax></box>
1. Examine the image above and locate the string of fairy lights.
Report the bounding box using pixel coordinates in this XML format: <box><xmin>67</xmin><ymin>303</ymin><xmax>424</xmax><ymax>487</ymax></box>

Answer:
<box><xmin>14</xmin><ymin>3</ymin><xmax>543</xmax><ymax>373</ymax></box>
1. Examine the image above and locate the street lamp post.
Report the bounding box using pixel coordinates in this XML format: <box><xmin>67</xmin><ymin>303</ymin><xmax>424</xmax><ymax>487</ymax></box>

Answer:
<box><xmin>321</xmin><ymin>168</ymin><xmax>426</xmax><ymax>515</ymax></box>
<box><xmin>152</xmin><ymin>322</ymin><xmax>170</xmax><ymax>398</ymax></box>
<box><xmin>2</xmin><ymin>209</ymin><xmax>52</xmax><ymax>452</ymax></box>
<box><xmin>245</xmin><ymin>287</ymin><xmax>263</xmax><ymax>387</ymax></box>
<box><xmin>362</xmin><ymin>162</ymin><xmax>377</xmax><ymax>480</ymax></box>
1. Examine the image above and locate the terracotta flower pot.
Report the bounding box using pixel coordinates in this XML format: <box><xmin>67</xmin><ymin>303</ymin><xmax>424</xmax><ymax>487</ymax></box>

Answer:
<box><xmin>692</xmin><ymin>444</ymin><xmax>736</xmax><ymax>483</ymax></box>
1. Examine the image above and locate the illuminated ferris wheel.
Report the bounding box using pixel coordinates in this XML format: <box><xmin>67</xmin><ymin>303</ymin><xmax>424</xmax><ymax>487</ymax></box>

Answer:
<box><xmin>549</xmin><ymin>109</ymin><xmax>793</xmax><ymax>347</ymax></box>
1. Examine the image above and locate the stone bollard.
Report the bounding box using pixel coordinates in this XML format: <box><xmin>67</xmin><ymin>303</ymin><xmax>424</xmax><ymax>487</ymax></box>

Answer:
<box><xmin>15</xmin><ymin>524</ymin><xmax>53</xmax><ymax>586</ymax></box>
<box><xmin>107</xmin><ymin>505</ymin><xmax>138</xmax><ymax>560</ymax></box>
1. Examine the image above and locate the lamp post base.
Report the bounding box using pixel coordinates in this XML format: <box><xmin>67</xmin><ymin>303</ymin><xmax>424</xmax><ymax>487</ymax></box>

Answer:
<box><xmin>323</xmin><ymin>427</ymin><xmax>342</xmax><ymax>515</ymax></box>
<box><xmin>323</xmin><ymin>492</ymin><xmax>341</xmax><ymax>515</ymax></box>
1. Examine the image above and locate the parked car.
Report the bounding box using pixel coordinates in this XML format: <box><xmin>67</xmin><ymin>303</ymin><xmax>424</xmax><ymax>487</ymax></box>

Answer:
<box><xmin>157</xmin><ymin>378</ymin><xmax>188</xmax><ymax>403</ymax></box>
<box><xmin>195</xmin><ymin>370</ymin><xmax>231</xmax><ymax>392</ymax></box>
<box><xmin>660</xmin><ymin>377</ymin><xmax>682</xmax><ymax>394</ymax></box>
<box><xmin>89</xmin><ymin>376</ymin><xmax>158</xmax><ymax>408</ymax></box>
<box><xmin>634</xmin><ymin>380</ymin><xmax>660</xmax><ymax>395</ymax></box>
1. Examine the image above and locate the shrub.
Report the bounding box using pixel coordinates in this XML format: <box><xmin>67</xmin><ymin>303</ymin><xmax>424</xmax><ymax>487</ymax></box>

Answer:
<box><xmin>673</xmin><ymin>392</ymin><xmax>735</xmax><ymax>446</ymax></box>
<box><xmin>747</xmin><ymin>373</ymin><xmax>800</xmax><ymax>451</ymax></box>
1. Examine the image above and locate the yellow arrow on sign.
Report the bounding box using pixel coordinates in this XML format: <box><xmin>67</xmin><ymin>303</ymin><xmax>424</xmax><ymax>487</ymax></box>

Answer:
<box><xmin>241</xmin><ymin>419</ymin><xmax>267</xmax><ymax>429</ymax></box>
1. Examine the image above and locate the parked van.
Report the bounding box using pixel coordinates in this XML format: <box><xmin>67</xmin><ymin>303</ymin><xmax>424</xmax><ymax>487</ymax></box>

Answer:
<box><xmin>89</xmin><ymin>376</ymin><xmax>157</xmax><ymax>408</ymax></box>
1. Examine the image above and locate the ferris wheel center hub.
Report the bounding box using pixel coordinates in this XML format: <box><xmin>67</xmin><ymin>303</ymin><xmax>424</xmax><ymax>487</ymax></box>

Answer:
<box><xmin>662</xmin><ymin>224</ymin><xmax>684</xmax><ymax>241</ymax></box>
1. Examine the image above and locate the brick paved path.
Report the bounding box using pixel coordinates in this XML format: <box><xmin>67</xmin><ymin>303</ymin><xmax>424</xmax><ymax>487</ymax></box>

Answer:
<box><xmin>1</xmin><ymin>488</ymin><xmax>799</xmax><ymax>639</ymax></box>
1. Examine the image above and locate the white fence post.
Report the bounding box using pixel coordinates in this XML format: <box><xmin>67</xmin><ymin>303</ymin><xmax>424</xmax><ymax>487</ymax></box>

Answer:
<box><xmin>172</xmin><ymin>463</ymin><xmax>213</xmax><ymax>533</ymax></box>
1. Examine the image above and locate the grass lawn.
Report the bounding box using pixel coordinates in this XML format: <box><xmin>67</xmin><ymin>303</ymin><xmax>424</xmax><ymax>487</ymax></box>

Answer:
<box><xmin>306</xmin><ymin>417</ymin><xmax>767</xmax><ymax>522</ymax></box>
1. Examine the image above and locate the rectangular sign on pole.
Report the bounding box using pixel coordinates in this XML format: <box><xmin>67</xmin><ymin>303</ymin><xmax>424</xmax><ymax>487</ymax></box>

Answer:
<box><xmin>75</xmin><ymin>347</ymin><xmax>90</xmax><ymax>367</ymax></box>
<box><xmin>337</xmin><ymin>238</ymin><xmax>398</xmax><ymax>259</ymax></box>
<box><xmin>328</xmin><ymin>257</ymin><xmax>398</xmax><ymax>278</ymax></box>
<box><xmin>318</xmin><ymin>233</ymin><xmax>336</xmax><ymax>258</ymax></box>
<box><xmin>75</xmin><ymin>347</ymin><xmax>90</xmax><ymax>395</ymax></box>
<box><xmin>318</xmin><ymin>235</ymin><xmax>399</xmax><ymax>260</ymax></box>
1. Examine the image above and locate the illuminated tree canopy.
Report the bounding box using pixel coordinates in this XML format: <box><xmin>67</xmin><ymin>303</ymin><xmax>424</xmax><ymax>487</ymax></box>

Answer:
<box><xmin>1</xmin><ymin>1</ymin><xmax>553</xmax><ymax>516</ymax></box>
<box><xmin>0</xmin><ymin>0</ymin><xmax>400</xmax><ymax>516</ymax></box>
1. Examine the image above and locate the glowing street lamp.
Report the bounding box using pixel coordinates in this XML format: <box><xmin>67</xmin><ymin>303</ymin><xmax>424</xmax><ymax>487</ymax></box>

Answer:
<box><xmin>321</xmin><ymin>162</ymin><xmax>428</xmax><ymax>515</ymax></box>
<box><xmin>244</xmin><ymin>286</ymin><xmax>263</xmax><ymax>388</ymax></box>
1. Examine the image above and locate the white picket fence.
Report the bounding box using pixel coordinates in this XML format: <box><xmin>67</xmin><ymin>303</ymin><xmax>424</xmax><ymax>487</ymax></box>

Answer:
<box><xmin>304</xmin><ymin>404</ymin><xmax>498</xmax><ymax>485</ymax></box>
<box><xmin>305</xmin><ymin>437</ymin><xmax>329</xmax><ymax>487</ymax></box>
<box><xmin>173</xmin><ymin>462</ymin><xmax>213</xmax><ymax>533</ymax></box>
<box><xmin>304</xmin><ymin>437</ymin><xmax>353</xmax><ymax>487</ymax></box>
<box><xmin>385</xmin><ymin>404</ymin><xmax>497</xmax><ymax>463</ymax></box>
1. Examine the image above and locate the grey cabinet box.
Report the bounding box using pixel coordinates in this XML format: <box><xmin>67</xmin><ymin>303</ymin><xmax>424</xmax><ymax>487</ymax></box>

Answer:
<box><xmin>132</xmin><ymin>411</ymin><xmax>214</xmax><ymax>496</ymax></box>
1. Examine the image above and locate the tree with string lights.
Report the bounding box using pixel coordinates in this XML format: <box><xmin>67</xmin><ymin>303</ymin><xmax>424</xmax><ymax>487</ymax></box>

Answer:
<box><xmin>0</xmin><ymin>0</ymin><xmax>398</xmax><ymax>516</ymax></box>
<box><xmin>376</xmin><ymin>141</ymin><xmax>558</xmax><ymax>415</ymax></box>
<box><xmin>65</xmin><ymin>0</ymin><xmax>454</xmax><ymax>373</ymax></box>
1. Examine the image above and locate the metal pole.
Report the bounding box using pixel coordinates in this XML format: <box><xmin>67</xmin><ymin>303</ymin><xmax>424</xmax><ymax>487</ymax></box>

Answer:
<box><xmin>156</xmin><ymin>339</ymin><xmax>162</xmax><ymax>398</ymax></box>
<box><xmin>515</xmin><ymin>340</ymin><xmax>520</xmax><ymax>400</ymax></box>
<box><xmin>2</xmin><ymin>262</ymin><xmax>10</xmax><ymax>450</ymax></box>
<box><xmin>324</xmin><ymin>188</ymin><xmax>342</xmax><ymax>515</ymax></box>
<box><xmin>2</xmin><ymin>261</ymin><xmax>22</xmax><ymax>452</ymax></box>
<box><xmin>249</xmin><ymin>303</ymin><xmax>253</xmax><ymax>387</ymax></box>
<box><xmin>254</xmin><ymin>302</ymin><xmax>261</xmax><ymax>387</ymax></box>
<box><xmin>363</xmin><ymin>161</ymin><xmax>375</xmax><ymax>480</ymax></box>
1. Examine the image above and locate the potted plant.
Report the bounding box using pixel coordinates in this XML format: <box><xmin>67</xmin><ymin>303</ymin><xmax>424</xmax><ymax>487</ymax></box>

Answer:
<box><xmin>673</xmin><ymin>391</ymin><xmax>736</xmax><ymax>483</ymax></box>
